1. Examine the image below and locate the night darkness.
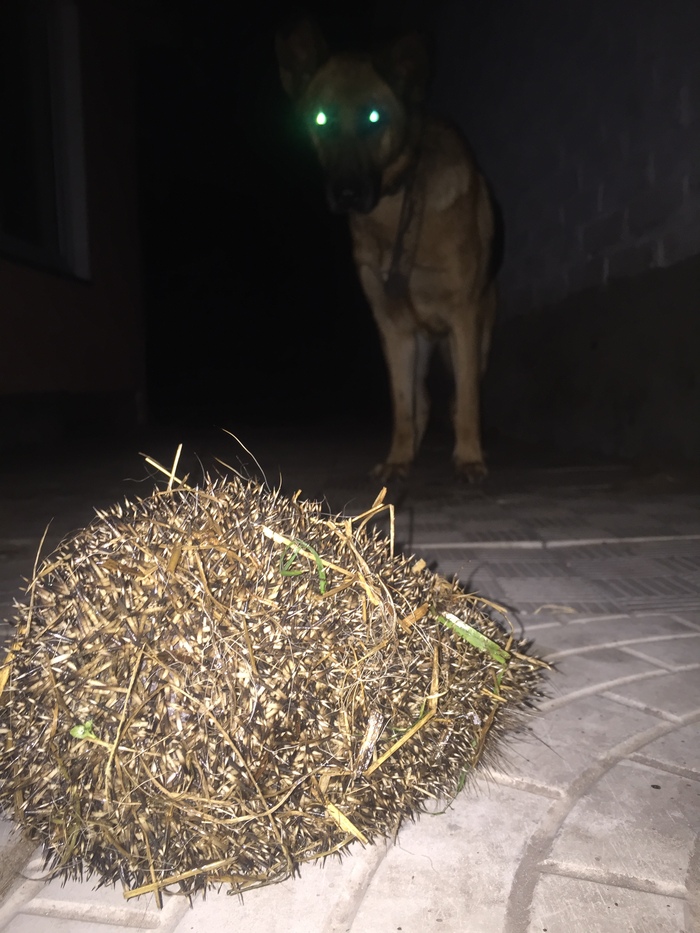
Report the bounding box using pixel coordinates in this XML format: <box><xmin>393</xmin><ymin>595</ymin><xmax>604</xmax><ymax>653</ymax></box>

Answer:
<box><xmin>2</xmin><ymin>0</ymin><xmax>697</xmax><ymax>464</ymax></box>
<box><xmin>137</xmin><ymin>2</ymin><xmax>419</xmax><ymax>431</ymax></box>
<box><xmin>126</xmin><ymin>0</ymin><xmax>700</xmax><ymax>464</ymax></box>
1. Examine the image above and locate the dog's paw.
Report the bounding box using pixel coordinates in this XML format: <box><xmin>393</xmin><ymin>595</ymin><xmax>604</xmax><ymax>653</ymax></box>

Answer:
<box><xmin>454</xmin><ymin>459</ymin><xmax>488</xmax><ymax>484</ymax></box>
<box><xmin>370</xmin><ymin>461</ymin><xmax>411</xmax><ymax>484</ymax></box>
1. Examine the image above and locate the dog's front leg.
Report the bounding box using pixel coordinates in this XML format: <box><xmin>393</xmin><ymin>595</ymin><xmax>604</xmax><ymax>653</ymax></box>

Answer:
<box><xmin>376</xmin><ymin>322</ymin><xmax>432</xmax><ymax>481</ymax></box>
<box><xmin>358</xmin><ymin>267</ymin><xmax>430</xmax><ymax>480</ymax></box>
<box><xmin>449</xmin><ymin>309</ymin><xmax>487</xmax><ymax>482</ymax></box>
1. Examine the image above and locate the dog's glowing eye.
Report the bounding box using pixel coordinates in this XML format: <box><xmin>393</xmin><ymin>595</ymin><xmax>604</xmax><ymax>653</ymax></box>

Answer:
<box><xmin>315</xmin><ymin>111</ymin><xmax>328</xmax><ymax>126</ymax></box>
<box><xmin>368</xmin><ymin>110</ymin><xmax>380</xmax><ymax>123</ymax></box>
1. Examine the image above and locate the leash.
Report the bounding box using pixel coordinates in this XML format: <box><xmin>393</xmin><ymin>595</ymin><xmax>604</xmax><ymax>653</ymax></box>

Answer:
<box><xmin>383</xmin><ymin>144</ymin><xmax>425</xmax><ymax>302</ymax></box>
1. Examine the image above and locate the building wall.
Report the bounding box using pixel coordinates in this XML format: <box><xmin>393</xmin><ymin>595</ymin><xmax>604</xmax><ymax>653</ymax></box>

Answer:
<box><xmin>432</xmin><ymin>0</ymin><xmax>700</xmax><ymax>460</ymax></box>
<box><xmin>434</xmin><ymin>0</ymin><xmax>700</xmax><ymax>315</ymax></box>
<box><xmin>0</xmin><ymin>0</ymin><xmax>144</xmax><ymax>444</ymax></box>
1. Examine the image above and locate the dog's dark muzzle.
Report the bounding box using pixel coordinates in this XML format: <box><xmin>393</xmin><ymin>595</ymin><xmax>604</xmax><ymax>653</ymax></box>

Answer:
<box><xmin>326</xmin><ymin>175</ymin><xmax>380</xmax><ymax>214</ymax></box>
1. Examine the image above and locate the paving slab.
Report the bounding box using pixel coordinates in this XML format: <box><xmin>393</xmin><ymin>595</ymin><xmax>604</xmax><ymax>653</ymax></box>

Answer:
<box><xmin>535</xmin><ymin>614</ymin><xmax>700</xmax><ymax>654</ymax></box>
<box><xmin>169</xmin><ymin>832</ymin><xmax>416</xmax><ymax>933</ymax></box>
<box><xmin>490</xmin><ymin>694</ymin><xmax>663</xmax><ymax>794</ymax></box>
<box><xmin>0</xmin><ymin>863</ymin><xmax>187</xmax><ymax>932</ymax></box>
<box><xmin>547</xmin><ymin>758</ymin><xmax>698</xmax><ymax>892</ymax></box>
<box><xmin>348</xmin><ymin>784</ymin><xmax>551</xmax><ymax>933</ymax></box>
<box><xmin>629</xmin><ymin>722</ymin><xmax>700</xmax><ymax>778</ymax></box>
<box><xmin>621</xmin><ymin>633</ymin><xmax>700</xmax><ymax>668</ymax></box>
<box><xmin>604</xmin><ymin>669</ymin><xmax>700</xmax><ymax>720</ymax></box>
<box><xmin>528</xmin><ymin>874</ymin><xmax>686</xmax><ymax>933</ymax></box>
<box><xmin>538</xmin><ymin>647</ymin><xmax>664</xmax><ymax>699</ymax></box>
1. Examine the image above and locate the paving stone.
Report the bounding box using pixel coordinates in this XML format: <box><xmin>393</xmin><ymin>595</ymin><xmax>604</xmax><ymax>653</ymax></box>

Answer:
<box><xmin>673</xmin><ymin>610</ymin><xmax>700</xmax><ymax>629</ymax></box>
<box><xmin>567</xmin><ymin>554</ymin><xmax>693</xmax><ymax>579</ymax></box>
<box><xmin>432</xmin><ymin>564</ymin><xmax>509</xmax><ymax>598</ymax></box>
<box><xmin>6</xmin><ymin>917</ymin><xmax>121</xmax><ymax>932</ymax></box>
<box><xmin>0</xmin><ymin>875</ymin><xmax>188</xmax><ymax>932</ymax></box>
<box><xmin>528</xmin><ymin>601</ymin><xmax>650</xmax><ymax>617</ymax></box>
<box><xmin>546</xmin><ymin>648</ymin><xmax>663</xmax><ymax>694</ymax></box>
<box><xmin>21</xmin><ymin>866</ymin><xmax>157</xmax><ymax>910</ymax></box>
<box><xmin>498</xmin><ymin>577</ymin><xmax>621</xmax><ymax>605</ymax></box>
<box><xmin>594</xmin><ymin>514</ymin><xmax>686</xmax><ymax>537</ymax></box>
<box><xmin>493</xmin><ymin>695</ymin><xmax>661</xmax><ymax>794</ymax></box>
<box><xmin>415</xmin><ymin>522</ymin><xmax>537</xmax><ymax>545</ymax></box>
<box><xmin>0</xmin><ymin>821</ymin><xmax>19</xmax><ymax>849</ymax></box>
<box><xmin>499</xmin><ymin>503</ymin><xmax>594</xmax><ymax>522</ymax></box>
<box><xmin>519</xmin><ymin>619</ymin><xmax>567</xmax><ymax>635</ymax></box>
<box><xmin>602</xmin><ymin>575</ymin><xmax>700</xmax><ymax>601</ymax></box>
<box><xmin>622</xmin><ymin>631</ymin><xmax>700</xmax><ymax>668</ymax></box>
<box><xmin>394</xmin><ymin>522</ymin><xmax>466</xmax><ymax>546</ymax></box>
<box><xmin>629</xmin><ymin>721</ymin><xmax>700</xmax><ymax>777</ymax></box>
<box><xmin>435</xmin><ymin>547</ymin><xmax>563</xmax><ymax>563</ymax></box>
<box><xmin>528</xmin><ymin>873</ymin><xmax>686</xmax><ymax>933</ymax></box>
<box><xmin>349</xmin><ymin>784</ymin><xmax>550</xmax><ymax>933</ymax></box>
<box><xmin>5</xmin><ymin>910</ymin><xmax>164</xmax><ymax>933</ymax></box>
<box><xmin>548</xmin><ymin>759</ymin><xmax>699</xmax><ymax>889</ymax></box>
<box><xmin>171</xmin><ymin>854</ymin><xmax>352</xmax><ymax>933</ymax></box>
<box><xmin>604</xmin><ymin>669</ymin><xmax>700</xmax><ymax>720</ymax></box>
<box><xmin>555</xmin><ymin>520</ymin><xmax>675</xmax><ymax>541</ymax></box>
<box><xmin>536</xmin><ymin>615</ymin><xmax>697</xmax><ymax>656</ymax></box>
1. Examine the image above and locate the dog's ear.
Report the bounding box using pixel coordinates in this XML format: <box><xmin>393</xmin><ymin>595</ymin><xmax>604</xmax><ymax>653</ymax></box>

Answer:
<box><xmin>275</xmin><ymin>17</ymin><xmax>329</xmax><ymax>100</ymax></box>
<box><xmin>372</xmin><ymin>32</ymin><xmax>429</xmax><ymax>105</ymax></box>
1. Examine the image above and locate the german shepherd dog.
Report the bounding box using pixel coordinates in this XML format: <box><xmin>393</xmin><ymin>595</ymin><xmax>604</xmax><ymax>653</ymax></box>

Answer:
<box><xmin>276</xmin><ymin>18</ymin><xmax>496</xmax><ymax>481</ymax></box>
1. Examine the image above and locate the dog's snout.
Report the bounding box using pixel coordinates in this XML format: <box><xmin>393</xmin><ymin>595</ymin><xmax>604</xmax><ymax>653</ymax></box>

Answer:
<box><xmin>326</xmin><ymin>177</ymin><xmax>379</xmax><ymax>214</ymax></box>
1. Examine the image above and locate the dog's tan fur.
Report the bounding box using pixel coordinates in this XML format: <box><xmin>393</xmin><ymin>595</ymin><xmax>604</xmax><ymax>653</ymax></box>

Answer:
<box><xmin>277</xmin><ymin>20</ymin><xmax>496</xmax><ymax>481</ymax></box>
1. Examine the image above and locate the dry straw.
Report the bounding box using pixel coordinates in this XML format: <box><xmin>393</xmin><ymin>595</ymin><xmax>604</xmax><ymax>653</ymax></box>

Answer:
<box><xmin>0</xmin><ymin>453</ymin><xmax>548</xmax><ymax>904</ymax></box>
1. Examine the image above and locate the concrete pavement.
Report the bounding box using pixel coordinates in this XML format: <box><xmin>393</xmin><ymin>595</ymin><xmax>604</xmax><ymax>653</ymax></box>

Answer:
<box><xmin>0</xmin><ymin>426</ymin><xmax>698</xmax><ymax>932</ymax></box>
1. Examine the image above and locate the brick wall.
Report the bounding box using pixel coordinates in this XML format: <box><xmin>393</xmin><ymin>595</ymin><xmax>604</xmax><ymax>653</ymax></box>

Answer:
<box><xmin>432</xmin><ymin>0</ymin><xmax>700</xmax><ymax>318</ymax></box>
